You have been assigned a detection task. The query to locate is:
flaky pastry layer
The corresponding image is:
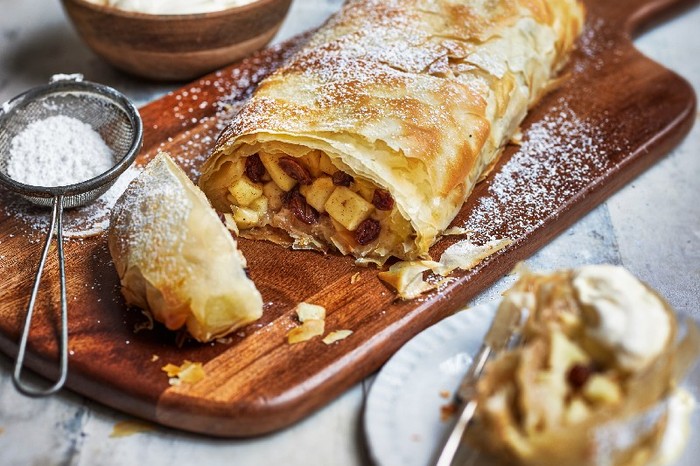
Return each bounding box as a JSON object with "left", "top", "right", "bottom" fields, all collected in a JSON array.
[{"left": 200, "top": 0, "right": 585, "bottom": 262}]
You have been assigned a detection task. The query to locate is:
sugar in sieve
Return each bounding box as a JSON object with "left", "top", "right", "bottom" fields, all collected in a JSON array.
[{"left": 0, "top": 74, "right": 143, "bottom": 396}]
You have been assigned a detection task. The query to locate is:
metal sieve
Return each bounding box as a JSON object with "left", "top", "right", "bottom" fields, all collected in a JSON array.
[{"left": 0, "top": 74, "right": 143, "bottom": 397}]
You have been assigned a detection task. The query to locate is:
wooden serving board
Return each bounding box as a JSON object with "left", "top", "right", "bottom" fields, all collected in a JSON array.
[{"left": 0, "top": 0, "right": 696, "bottom": 437}]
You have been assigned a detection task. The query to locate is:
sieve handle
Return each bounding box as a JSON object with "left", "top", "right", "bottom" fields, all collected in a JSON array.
[{"left": 12, "top": 195, "right": 68, "bottom": 397}]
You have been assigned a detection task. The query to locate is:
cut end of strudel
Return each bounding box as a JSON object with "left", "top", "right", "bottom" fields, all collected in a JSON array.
[
  {"left": 199, "top": 0, "right": 586, "bottom": 265},
  {"left": 109, "top": 153, "right": 263, "bottom": 343}
]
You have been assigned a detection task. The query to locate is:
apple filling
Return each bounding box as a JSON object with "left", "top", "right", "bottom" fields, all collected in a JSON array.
[
  {"left": 225, "top": 150, "right": 414, "bottom": 261},
  {"left": 467, "top": 267, "right": 680, "bottom": 465}
]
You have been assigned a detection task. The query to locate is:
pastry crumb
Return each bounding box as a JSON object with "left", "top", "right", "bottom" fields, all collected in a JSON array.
[
  {"left": 295, "top": 302, "right": 326, "bottom": 322},
  {"left": 378, "top": 261, "right": 440, "bottom": 300},
  {"left": 287, "top": 319, "right": 325, "bottom": 344},
  {"left": 379, "top": 238, "right": 512, "bottom": 299},
  {"left": 110, "top": 420, "right": 154, "bottom": 438},
  {"left": 161, "top": 360, "right": 206, "bottom": 386},
  {"left": 441, "top": 402, "right": 457, "bottom": 421},
  {"left": 323, "top": 330, "right": 353, "bottom": 345},
  {"left": 443, "top": 227, "right": 471, "bottom": 236},
  {"left": 351, "top": 272, "right": 361, "bottom": 284},
  {"left": 150, "top": 354, "right": 159, "bottom": 362}
]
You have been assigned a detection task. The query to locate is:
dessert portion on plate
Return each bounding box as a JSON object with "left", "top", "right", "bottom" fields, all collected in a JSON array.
[
  {"left": 108, "top": 153, "right": 263, "bottom": 343},
  {"left": 199, "top": 0, "right": 585, "bottom": 265},
  {"left": 467, "top": 265, "right": 700, "bottom": 466}
]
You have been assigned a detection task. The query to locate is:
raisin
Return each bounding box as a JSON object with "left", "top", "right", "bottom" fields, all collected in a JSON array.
[
  {"left": 278, "top": 156, "right": 312, "bottom": 185},
  {"left": 567, "top": 364, "right": 592, "bottom": 389},
  {"left": 285, "top": 188, "right": 318, "bottom": 225},
  {"left": 245, "top": 154, "right": 265, "bottom": 183},
  {"left": 332, "top": 171, "right": 354, "bottom": 187},
  {"left": 355, "top": 218, "right": 381, "bottom": 245},
  {"left": 372, "top": 188, "right": 394, "bottom": 211}
]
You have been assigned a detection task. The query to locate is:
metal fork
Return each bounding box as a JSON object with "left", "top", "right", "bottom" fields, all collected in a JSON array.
[{"left": 432, "top": 301, "right": 525, "bottom": 466}]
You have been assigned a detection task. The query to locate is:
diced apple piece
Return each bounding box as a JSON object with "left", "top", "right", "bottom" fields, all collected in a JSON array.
[
  {"left": 260, "top": 153, "right": 297, "bottom": 191},
  {"left": 249, "top": 196, "right": 269, "bottom": 215},
  {"left": 228, "top": 178, "right": 263, "bottom": 207},
  {"left": 565, "top": 397, "right": 591, "bottom": 425},
  {"left": 549, "top": 330, "right": 588, "bottom": 375},
  {"left": 300, "top": 177, "right": 335, "bottom": 213},
  {"left": 305, "top": 151, "right": 323, "bottom": 178},
  {"left": 353, "top": 179, "right": 376, "bottom": 202},
  {"left": 387, "top": 211, "right": 412, "bottom": 240},
  {"left": 233, "top": 206, "right": 261, "bottom": 229},
  {"left": 558, "top": 311, "right": 582, "bottom": 334},
  {"left": 582, "top": 374, "right": 622, "bottom": 405},
  {"left": 325, "top": 187, "right": 374, "bottom": 231},
  {"left": 263, "top": 181, "right": 285, "bottom": 211},
  {"left": 329, "top": 219, "right": 356, "bottom": 254},
  {"left": 319, "top": 153, "right": 338, "bottom": 175}
]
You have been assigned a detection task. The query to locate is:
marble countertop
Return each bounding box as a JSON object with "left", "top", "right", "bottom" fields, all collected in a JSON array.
[{"left": 0, "top": 1, "right": 698, "bottom": 465}]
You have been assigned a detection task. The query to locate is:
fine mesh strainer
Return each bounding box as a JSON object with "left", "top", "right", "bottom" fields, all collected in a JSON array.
[{"left": 0, "top": 74, "right": 143, "bottom": 396}]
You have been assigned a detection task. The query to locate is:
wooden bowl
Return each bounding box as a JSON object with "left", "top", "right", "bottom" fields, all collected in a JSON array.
[{"left": 60, "top": 0, "right": 292, "bottom": 81}]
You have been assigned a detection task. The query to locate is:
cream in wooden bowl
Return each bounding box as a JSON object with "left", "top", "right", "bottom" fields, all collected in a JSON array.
[{"left": 61, "top": 0, "right": 292, "bottom": 81}]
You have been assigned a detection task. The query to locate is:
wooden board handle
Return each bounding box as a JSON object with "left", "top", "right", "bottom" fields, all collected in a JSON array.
[{"left": 594, "top": 0, "right": 700, "bottom": 34}]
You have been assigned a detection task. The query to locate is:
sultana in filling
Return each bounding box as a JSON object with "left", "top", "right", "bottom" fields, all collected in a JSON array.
[{"left": 225, "top": 150, "right": 415, "bottom": 262}]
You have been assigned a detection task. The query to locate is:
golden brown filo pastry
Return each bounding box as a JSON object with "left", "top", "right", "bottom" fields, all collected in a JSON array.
[
  {"left": 467, "top": 265, "right": 700, "bottom": 466},
  {"left": 199, "top": 0, "right": 585, "bottom": 264},
  {"left": 108, "top": 153, "right": 263, "bottom": 343}
]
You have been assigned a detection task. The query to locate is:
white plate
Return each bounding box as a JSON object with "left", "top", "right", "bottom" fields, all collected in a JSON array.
[
  {"left": 364, "top": 302, "right": 497, "bottom": 466},
  {"left": 364, "top": 302, "right": 700, "bottom": 466}
]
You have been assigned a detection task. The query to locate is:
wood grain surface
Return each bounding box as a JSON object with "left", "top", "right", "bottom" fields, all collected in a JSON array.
[{"left": 0, "top": 0, "right": 696, "bottom": 437}]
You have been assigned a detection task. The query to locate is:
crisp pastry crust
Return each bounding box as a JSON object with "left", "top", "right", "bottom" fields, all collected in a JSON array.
[
  {"left": 467, "top": 266, "right": 700, "bottom": 466},
  {"left": 108, "top": 153, "right": 263, "bottom": 343},
  {"left": 199, "top": 0, "right": 585, "bottom": 263}
]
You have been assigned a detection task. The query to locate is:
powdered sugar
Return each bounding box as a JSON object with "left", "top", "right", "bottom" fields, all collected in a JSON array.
[
  {"left": 462, "top": 98, "right": 624, "bottom": 241},
  {"left": 6, "top": 115, "right": 115, "bottom": 187},
  {"left": 4, "top": 165, "right": 141, "bottom": 238}
]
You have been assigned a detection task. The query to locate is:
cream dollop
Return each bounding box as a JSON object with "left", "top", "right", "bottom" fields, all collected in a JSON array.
[
  {"left": 573, "top": 265, "right": 671, "bottom": 372},
  {"left": 87, "top": 0, "right": 256, "bottom": 15}
]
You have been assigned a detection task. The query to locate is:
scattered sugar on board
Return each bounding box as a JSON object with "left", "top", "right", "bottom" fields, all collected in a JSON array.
[
  {"left": 461, "top": 98, "right": 625, "bottom": 242},
  {"left": 6, "top": 115, "right": 114, "bottom": 187},
  {"left": 4, "top": 165, "right": 141, "bottom": 238}
]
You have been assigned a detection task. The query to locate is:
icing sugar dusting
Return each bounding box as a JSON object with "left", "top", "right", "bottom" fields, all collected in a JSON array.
[
  {"left": 3, "top": 165, "right": 142, "bottom": 238},
  {"left": 109, "top": 155, "right": 189, "bottom": 272},
  {"left": 463, "top": 98, "right": 622, "bottom": 241}
]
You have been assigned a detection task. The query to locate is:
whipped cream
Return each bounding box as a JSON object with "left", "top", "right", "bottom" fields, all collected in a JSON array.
[
  {"left": 86, "top": 0, "right": 256, "bottom": 15},
  {"left": 573, "top": 265, "right": 671, "bottom": 372}
]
